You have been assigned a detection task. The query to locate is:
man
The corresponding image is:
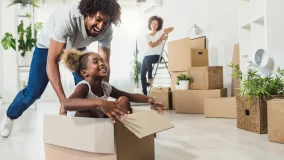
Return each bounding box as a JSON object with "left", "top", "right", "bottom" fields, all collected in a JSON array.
[{"left": 0, "top": 0, "right": 121, "bottom": 138}]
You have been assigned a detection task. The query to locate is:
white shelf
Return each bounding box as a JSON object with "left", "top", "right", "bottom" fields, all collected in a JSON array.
[
  {"left": 250, "top": 0, "right": 265, "bottom": 21},
  {"left": 239, "top": 1, "right": 250, "bottom": 27},
  {"left": 252, "top": 15, "right": 264, "bottom": 23},
  {"left": 241, "top": 22, "right": 251, "bottom": 29}
]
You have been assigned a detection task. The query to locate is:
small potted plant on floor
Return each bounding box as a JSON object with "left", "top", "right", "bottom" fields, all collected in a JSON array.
[{"left": 177, "top": 74, "right": 193, "bottom": 90}]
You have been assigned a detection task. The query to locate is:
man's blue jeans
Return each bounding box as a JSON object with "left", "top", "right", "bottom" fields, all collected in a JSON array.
[{"left": 7, "top": 46, "right": 83, "bottom": 119}]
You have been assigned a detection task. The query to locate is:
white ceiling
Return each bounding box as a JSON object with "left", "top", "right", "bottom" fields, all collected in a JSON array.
[{"left": 117, "top": 0, "right": 137, "bottom": 8}]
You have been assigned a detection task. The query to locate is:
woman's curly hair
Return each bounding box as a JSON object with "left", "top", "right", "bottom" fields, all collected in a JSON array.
[
  {"left": 61, "top": 49, "right": 91, "bottom": 73},
  {"left": 148, "top": 16, "right": 163, "bottom": 31},
  {"left": 78, "top": 0, "right": 121, "bottom": 26}
]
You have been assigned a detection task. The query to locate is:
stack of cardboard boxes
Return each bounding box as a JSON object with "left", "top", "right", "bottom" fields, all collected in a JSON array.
[{"left": 167, "top": 37, "right": 227, "bottom": 114}]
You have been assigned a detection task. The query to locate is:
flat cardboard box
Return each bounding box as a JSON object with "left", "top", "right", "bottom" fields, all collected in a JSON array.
[
  {"left": 149, "top": 87, "right": 172, "bottom": 110},
  {"left": 231, "top": 44, "right": 241, "bottom": 96},
  {"left": 170, "top": 71, "right": 187, "bottom": 91},
  {"left": 172, "top": 88, "right": 227, "bottom": 114},
  {"left": 168, "top": 38, "right": 208, "bottom": 72},
  {"left": 188, "top": 66, "right": 223, "bottom": 90},
  {"left": 204, "top": 97, "right": 236, "bottom": 118},
  {"left": 191, "top": 36, "right": 206, "bottom": 49},
  {"left": 43, "top": 111, "right": 174, "bottom": 160},
  {"left": 268, "top": 99, "right": 284, "bottom": 144}
]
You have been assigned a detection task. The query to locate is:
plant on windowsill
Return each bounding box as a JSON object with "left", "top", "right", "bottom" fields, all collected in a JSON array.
[
  {"left": 177, "top": 74, "right": 193, "bottom": 90},
  {"left": 131, "top": 39, "right": 142, "bottom": 88}
]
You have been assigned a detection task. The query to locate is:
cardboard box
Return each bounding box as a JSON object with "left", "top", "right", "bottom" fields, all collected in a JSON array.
[
  {"left": 43, "top": 111, "right": 174, "bottom": 160},
  {"left": 188, "top": 66, "right": 223, "bottom": 90},
  {"left": 268, "top": 99, "right": 284, "bottom": 144},
  {"left": 191, "top": 36, "right": 206, "bottom": 49},
  {"left": 149, "top": 87, "right": 172, "bottom": 110},
  {"left": 168, "top": 38, "right": 208, "bottom": 72},
  {"left": 204, "top": 97, "right": 236, "bottom": 118},
  {"left": 170, "top": 71, "right": 187, "bottom": 91},
  {"left": 231, "top": 44, "right": 241, "bottom": 96},
  {"left": 172, "top": 88, "right": 227, "bottom": 114}
]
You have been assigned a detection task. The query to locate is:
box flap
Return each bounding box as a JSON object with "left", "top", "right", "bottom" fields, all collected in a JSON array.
[
  {"left": 43, "top": 114, "right": 115, "bottom": 154},
  {"left": 118, "top": 111, "right": 174, "bottom": 139}
]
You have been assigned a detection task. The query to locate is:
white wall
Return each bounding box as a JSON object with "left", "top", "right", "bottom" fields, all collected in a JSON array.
[
  {"left": 0, "top": 1, "right": 19, "bottom": 103},
  {"left": 0, "top": 0, "right": 3, "bottom": 99},
  {"left": 137, "top": 0, "right": 239, "bottom": 96}
]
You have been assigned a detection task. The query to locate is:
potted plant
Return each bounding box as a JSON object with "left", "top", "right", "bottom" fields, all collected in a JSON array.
[
  {"left": 1, "top": 20, "right": 43, "bottom": 65},
  {"left": 7, "top": 0, "right": 39, "bottom": 8},
  {"left": 177, "top": 74, "right": 193, "bottom": 90},
  {"left": 131, "top": 39, "right": 142, "bottom": 90},
  {"left": 229, "top": 62, "right": 284, "bottom": 134},
  {"left": 175, "top": 80, "right": 179, "bottom": 90}
]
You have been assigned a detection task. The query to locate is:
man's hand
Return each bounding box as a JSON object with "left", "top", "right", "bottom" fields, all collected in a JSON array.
[{"left": 59, "top": 103, "right": 67, "bottom": 115}]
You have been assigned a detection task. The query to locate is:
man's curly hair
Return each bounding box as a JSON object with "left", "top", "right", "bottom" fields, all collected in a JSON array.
[
  {"left": 78, "top": 0, "right": 121, "bottom": 26},
  {"left": 148, "top": 16, "right": 163, "bottom": 31}
]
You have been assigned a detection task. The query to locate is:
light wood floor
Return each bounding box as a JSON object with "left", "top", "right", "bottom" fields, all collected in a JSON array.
[{"left": 0, "top": 102, "right": 284, "bottom": 160}]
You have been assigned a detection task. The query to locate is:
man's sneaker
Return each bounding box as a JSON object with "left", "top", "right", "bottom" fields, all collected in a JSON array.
[{"left": 0, "top": 114, "right": 13, "bottom": 138}]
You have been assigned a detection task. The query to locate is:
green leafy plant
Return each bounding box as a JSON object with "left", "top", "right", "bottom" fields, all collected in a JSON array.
[
  {"left": 229, "top": 62, "right": 284, "bottom": 103},
  {"left": 177, "top": 74, "right": 193, "bottom": 82},
  {"left": 176, "top": 80, "right": 179, "bottom": 85},
  {"left": 131, "top": 40, "right": 142, "bottom": 88},
  {"left": 7, "top": 0, "right": 39, "bottom": 8},
  {"left": 1, "top": 20, "right": 43, "bottom": 57}
]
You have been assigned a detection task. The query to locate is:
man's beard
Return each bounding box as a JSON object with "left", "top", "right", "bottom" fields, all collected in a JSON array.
[{"left": 86, "top": 26, "right": 99, "bottom": 37}]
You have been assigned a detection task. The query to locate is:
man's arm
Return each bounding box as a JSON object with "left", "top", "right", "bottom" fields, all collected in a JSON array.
[
  {"left": 98, "top": 46, "right": 111, "bottom": 82},
  {"left": 46, "top": 38, "right": 66, "bottom": 104}
]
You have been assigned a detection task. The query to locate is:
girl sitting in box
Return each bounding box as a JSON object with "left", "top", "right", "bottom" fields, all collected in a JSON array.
[{"left": 61, "top": 49, "right": 165, "bottom": 123}]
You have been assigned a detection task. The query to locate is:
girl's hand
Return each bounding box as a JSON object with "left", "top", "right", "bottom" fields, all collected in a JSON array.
[
  {"left": 99, "top": 100, "right": 129, "bottom": 123},
  {"left": 148, "top": 97, "right": 165, "bottom": 114}
]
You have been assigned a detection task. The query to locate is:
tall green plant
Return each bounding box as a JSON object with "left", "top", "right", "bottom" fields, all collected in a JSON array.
[
  {"left": 131, "top": 39, "right": 142, "bottom": 88},
  {"left": 1, "top": 21, "right": 43, "bottom": 57},
  {"left": 229, "top": 63, "right": 284, "bottom": 97}
]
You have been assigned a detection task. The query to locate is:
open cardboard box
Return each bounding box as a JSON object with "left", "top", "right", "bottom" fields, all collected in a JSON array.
[{"left": 43, "top": 110, "right": 174, "bottom": 160}]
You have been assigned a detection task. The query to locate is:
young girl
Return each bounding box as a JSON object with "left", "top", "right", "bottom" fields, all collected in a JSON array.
[{"left": 61, "top": 49, "right": 165, "bottom": 123}]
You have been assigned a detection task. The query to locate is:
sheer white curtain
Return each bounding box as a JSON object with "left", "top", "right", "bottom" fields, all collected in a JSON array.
[{"left": 35, "top": 2, "right": 142, "bottom": 101}]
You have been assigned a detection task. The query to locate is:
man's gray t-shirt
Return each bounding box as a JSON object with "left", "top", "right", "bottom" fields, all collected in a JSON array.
[{"left": 36, "top": 4, "right": 113, "bottom": 49}]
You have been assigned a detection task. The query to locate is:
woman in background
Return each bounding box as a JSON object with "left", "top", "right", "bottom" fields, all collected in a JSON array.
[{"left": 140, "top": 16, "right": 174, "bottom": 95}]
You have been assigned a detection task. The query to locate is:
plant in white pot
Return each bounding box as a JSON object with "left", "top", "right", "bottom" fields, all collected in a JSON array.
[
  {"left": 175, "top": 80, "right": 180, "bottom": 90},
  {"left": 177, "top": 74, "right": 193, "bottom": 90}
]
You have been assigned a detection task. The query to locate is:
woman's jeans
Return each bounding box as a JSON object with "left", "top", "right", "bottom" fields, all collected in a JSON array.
[
  {"left": 140, "top": 55, "right": 161, "bottom": 95},
  {"left": 7, "top": 46, "right": 83, "bottom": 119}
]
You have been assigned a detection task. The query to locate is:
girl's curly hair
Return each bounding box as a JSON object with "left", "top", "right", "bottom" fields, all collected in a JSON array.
[
  {"left": 148, "top": 16, "right": 163, "bottom": 31},
  {"left": 61, "top": 49, "right": 91, "bottom": 73},
  {"left": 78, "top": 0, "right": 121, "bottom": 26}
]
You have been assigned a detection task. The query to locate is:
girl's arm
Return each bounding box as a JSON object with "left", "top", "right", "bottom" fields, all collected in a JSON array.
[
  {"left": 63, "top": 84, "right": 129, "bottom": 121},
  {"left": 62, "top": 84, "right": 103, "bottom": 111},
  {"left": 110, "top": 86, "right": 165, "bottom": 113},
  {"left": 110, "top": 86, "right": 152, "bottom": 103}
]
